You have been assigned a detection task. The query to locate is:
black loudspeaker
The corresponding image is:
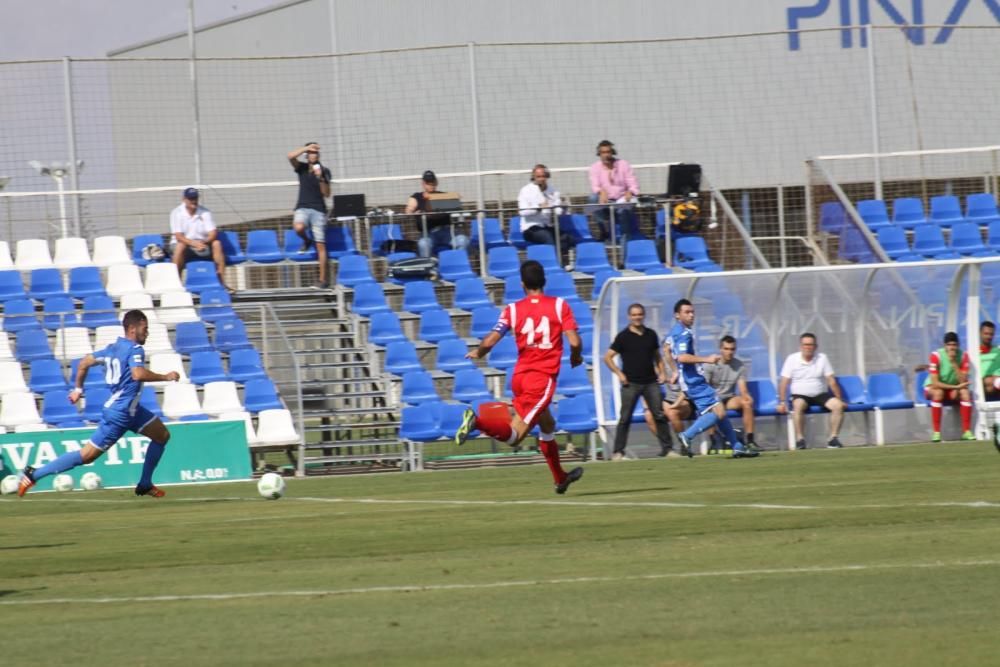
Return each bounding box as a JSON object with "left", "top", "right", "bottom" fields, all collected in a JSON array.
[{"left": 666, "top": 163, "right": 702, "bottom": 197}]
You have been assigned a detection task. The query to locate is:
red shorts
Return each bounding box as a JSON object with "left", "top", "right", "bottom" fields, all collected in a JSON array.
[
  {"left": 511, "top": 369, "right": 558, "bottom": 427},
  {"left": 924, "top": 387, "right": 961, "bottom": 402}
]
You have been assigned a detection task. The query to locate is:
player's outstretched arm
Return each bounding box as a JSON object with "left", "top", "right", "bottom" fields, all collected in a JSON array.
[
  {"left": 68, "top": 354, "right": 99, "bottom": 404},
  {"left": 132, "top": 368, "right": 180, "bottom": 383},
  {"left": 467, "top": 331, "right": 502, "bottom": 360}
]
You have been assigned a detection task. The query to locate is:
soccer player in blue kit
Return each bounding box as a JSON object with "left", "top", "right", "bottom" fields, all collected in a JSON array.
[
  {"left": 668, "top": 299, "right": 758, "bottom": 458},
  {"left": 18, "top": 310, "right": 181, "bottom": 497}
]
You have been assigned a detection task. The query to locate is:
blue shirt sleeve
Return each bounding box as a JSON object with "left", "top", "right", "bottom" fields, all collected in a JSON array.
[{"left": 129, "top": 344, "right": 146, "bottom": 369}]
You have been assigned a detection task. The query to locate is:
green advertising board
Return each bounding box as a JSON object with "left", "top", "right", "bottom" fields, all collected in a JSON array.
[{"left": 0, "top": 419, "right": 252, "bottom": 492}]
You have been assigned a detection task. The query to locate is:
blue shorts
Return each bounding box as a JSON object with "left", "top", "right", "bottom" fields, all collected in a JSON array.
[
  {"left": 89, "top": 406, "right": 159, "bottom": 451},
  {"left": 293, "top": 208, "right": 328, "bottom": 242},
  {"left": 685, "top": 383, "right": 720, "bottom": 416}
]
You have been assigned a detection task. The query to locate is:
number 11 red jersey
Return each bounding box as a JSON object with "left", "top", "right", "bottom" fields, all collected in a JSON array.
[{"left": 494, "top": 294, "right": 578, "bottom": 376}]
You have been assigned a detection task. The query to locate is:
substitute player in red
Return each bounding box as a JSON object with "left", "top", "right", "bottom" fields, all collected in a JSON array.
[
  {"left": 924, "top": 331, "right": 975, "bottom": 442},
  {"left": 455, "top": 260, "right": 585, "bottom": 494}
]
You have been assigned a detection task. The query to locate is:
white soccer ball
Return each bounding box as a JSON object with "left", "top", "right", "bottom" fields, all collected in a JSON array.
[
  {"left": 257, "top": 472, "right": 286, "bottom": 500},
  {"left": 0, "top": 475, "right": 19, "bottom": 495},
  {"left": 80, "top": 471, "right": 103, "bottom": 491},
  {"left": 53, "top": 474, "right": 74, "bottom": 493}
]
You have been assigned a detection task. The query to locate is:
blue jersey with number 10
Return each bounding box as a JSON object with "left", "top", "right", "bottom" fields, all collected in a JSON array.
[
  {"left": 93, "top": 337, "right": 146, "bottom": 417},
  {"left": 667, "top": 322, "right": 709, "bottom": 392}
]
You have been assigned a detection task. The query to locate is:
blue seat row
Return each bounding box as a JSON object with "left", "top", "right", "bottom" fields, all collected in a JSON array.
[
  {"left": 876, "top": 222, "right": 998, "bottom": 260},
  {"left": 134, "top": 228, "right": 361, "bottom": 267},
  {"left": 856, "top": 193, "right": 1000, "bottom": 231}
]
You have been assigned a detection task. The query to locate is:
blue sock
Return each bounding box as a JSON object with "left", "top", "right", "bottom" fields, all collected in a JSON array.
[
  {"left": 138, "top": 441, "right": 166, "bottom": 488},
  {"left": 717, "top": 418, "right": 743, "bottom": 449},
  {"left": 33, "top": 451, "right": 84, "bottom": 480},
  {"left": 683, "top": 411, "right": 720, "bottom": 440}
]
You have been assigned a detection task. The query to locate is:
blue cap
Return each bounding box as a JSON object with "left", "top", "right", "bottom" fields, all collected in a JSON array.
[{"left": 183, "top": 187, "right": 199, "bottom": 199}]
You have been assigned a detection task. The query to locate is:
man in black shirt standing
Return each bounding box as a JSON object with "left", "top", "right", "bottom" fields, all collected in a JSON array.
[
  {"left": 603, "top": 303, "right": 673, "bottom": 459},
  {"left": 287, "top": 142, "right": 332, "bottom": 289}
]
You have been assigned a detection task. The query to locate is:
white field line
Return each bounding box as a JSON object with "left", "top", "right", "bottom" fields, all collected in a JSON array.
[{"left": 2, "top": 559, "right": 997, "bottom": 606}]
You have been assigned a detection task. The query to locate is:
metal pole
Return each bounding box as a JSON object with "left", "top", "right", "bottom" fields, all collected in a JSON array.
[
  {"left": 467, "top": 43, "right": 485, "bottom": 231},
  {"left": 328, "top": 0, "right": 346, "bottom": 180},
  {"left": 866, "top": 24, "right": 883, "bottom": 200},
  {"left": 777, "top": 184, "right": 787, "bottom": 267},
  {"left": 62, "top": 57, "right": 82, "bottom": 237},
  {"left": 55, "top": 175, "right": 68, "bottom": 239},
  {"left": 187, "top": 0, "right": 203, "bottom": 184}
]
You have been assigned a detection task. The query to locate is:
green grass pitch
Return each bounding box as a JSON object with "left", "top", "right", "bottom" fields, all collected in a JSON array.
[{"left": 3, "top": 442, "right": 1000, "bottom": 666}]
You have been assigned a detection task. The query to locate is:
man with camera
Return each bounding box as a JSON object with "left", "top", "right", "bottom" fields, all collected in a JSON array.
[
  {"left": 287, "top": 142, "right": 332, "bottom": 289},
  {"left": 169, "top": 187, "right": 231, "bottom": 292}
]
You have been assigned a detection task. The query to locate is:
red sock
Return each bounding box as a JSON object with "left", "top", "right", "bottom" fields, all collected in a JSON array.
[
  {"left": 539, "top": 439, "right": 566, "bottom": 485},
  {"left": 475, "top": 416, "right": 513, "bottom": 442},
  {"left": 960, "top": 402, "right": 972, "bottom": 431},
  {"left": 930, "top": 403, "right": 942, "bottom": 431}
]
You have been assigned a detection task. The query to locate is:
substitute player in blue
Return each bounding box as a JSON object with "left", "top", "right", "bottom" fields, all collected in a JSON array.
[
  {"left": 667, "top": 299, "right": 757, "bottom": 458},
  {"left": 17, "top": 310, "right": 181, "bottom": 497}
]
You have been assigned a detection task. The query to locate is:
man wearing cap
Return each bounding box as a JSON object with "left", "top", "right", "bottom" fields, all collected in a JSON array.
[
  {"left": 405, "top": 170, "right": 469, "bottom": 258},
  {"left": 287, "top": 142, "right": 332, "bottom": 289},
  {"left": 169, "top": 188, "right": 230, "bottom": 292}
]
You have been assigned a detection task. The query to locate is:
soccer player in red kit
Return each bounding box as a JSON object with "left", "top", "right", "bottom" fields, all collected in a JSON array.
[{"left": 455, "top": 260, "right": 585, "bottom": 494}]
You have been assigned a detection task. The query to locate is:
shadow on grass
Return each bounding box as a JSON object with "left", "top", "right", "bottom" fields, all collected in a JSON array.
[
  {"left": 573, "top": 486, "right": 674, "bottom": 497},
  {"left": 0, "top": 542, "right": 74, "bottom": 551}
]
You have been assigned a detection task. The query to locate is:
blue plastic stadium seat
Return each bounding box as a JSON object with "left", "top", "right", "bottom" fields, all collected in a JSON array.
[
  {"left": 384, "top": 340, "right": 423, "bottom": 376},
  {"left": 819, "top": 201, "right": 847, "bottom": 234},
  {"left": 214, "top": 318, "right": 252, "bottom": 352},
  {"left": 508, "top": 217, "right": 527, "bottom": 249},
  {"left": 246, "top": 230, "right": 285, "bottom": 264},
  {"left": 891, "top": 197, "right": 927, "bottom": 229},
  {"left": 132, "top": 234, "right": 167, "bottom": 267},
  {"left": 856, "top": 199, "right": 891, "bottom": 230},
  {"left": 526, "top": 244, "right": 560, "bottom": 272},
  {"left": 368, "top": 311, "right": 407, "bottom": 347},
  {"left": 198, "top": 289, "right": 237, "bottom": 323},
  {"left": 876, "top": 226, "right": 910, "bottom": 259},
  {"left": 438, "top": 249, "right": 477, "bottom": 282},
  {"left": 72, "top": 357, "right": 109, "bottom": 390},
  {"left": 470, "top": 306, "right": 501, "bottom": 339},
  {"left": 418, "top": 308, "right": 458, "bottom": 344},
  {"left": 83, "top": 388, "right": 113, "bottom": 423},
  {"left": 184, "top": 261, "right": 222, "bottom": 293},
  {"left": 189, "top": 350, "right": 230, "bottom": 385},
  {"left": 336, "top": 254, "right": 375, "bottom": 288},
  {"left": 487, "top": 246, "right": 521, "bottom": 280},
  {"left": 283, "top": 229, "right": 317, "bottom": 261},
  {"left": 3, "top": 298, "right": 40, "bottom": 332},
  {"left": 81, "top": 295, "right": 119, "bottom": 329},
  {"left": 350, "top": 281, "right": 390, "bottom": 316},
  {"left": 453, "top": 277, "right": 493, "bottom": 311},
  {"left": 452, "top": 368, "right": 493, "bottom": 403},
  {"left": 987, "top": 221, "right": 1000, "bottom": 253},
  {"left": 402, "top": 280, "right": 439, "bottom": 314},
  {"left": 929, "top": 195, "right": 964, "bottom": 228},
  {"left": 674, "top": 236, "right": 714, "bottom": 269},
  {"left": 324, "top": 225, "right": 359, "bottom": 259},
  {"left": 867, "top": 373, "right": 914, "bottom": 410},
  {"left": 545, "top": 270, "right": 578, "bottom": 299},
  {"left": 0, "top": 270, "right": 26, "bottom": 302},
  {"left": 950, "top": 222, "right": 992, "bottom": 256},
  {"left": 556, "top": 362, "right": 590, "bottom": 396},
  {"left": 371, "top": 224, "right": 405, "bottom": 258},
  {"left": 503, "top": 274, "right": 525, "bottom": 302},
  {"left": 436, "top": 338, "right": 474, "bottom": 373},
  {"left": 244, "top": 378, "right": 283, "bottom": 413},
  {"left": 43, "top": 390, "right": 84, "bottom": 428},
  {"left": 437, "top": 402, "right": 479, "bottom": 440},
  {"left": 836, "top": 375, "right": 874, "bottom": 412},
  {"left": 746, "top": 379, "right": 780, "bottom": 416},
  {"left": 68, "top": 266, "right": 107, "bottom": 299},
  {"left": 42, "top": 296, "right": 82, "bottom": 330},
  {"left": 913, "top": 371, "right": 930, "bottom": 405},
  {"left": 175, "top": 321, "right": 214, "bottom": 354},
  {"left": 470, "top": 217, "right": 508, "bottom": 250},
  {"left": 574, "top": 242, "right": 612, "bottom": 275},
  {"left": 228, "top": 348, "right": 267, "bottom": 383},
  {"left": 401, "top": 369, "right": 441, "bottom": 405},
  {"left": 558, "top": 393, "right": 598, "bottom": 433},
  {"left": 560, "top": 214, "right": 595, "bottom": 243},
  {"left": 568, "top": 299, "right": 593, "bottom": 334},
  {"left": 624, "top": 240, "right": 662, "bottom": 272},
  {"left": 399, "top": 405, "right": 442, "bottom": 442},
  {"left": 562, "top": 330, "right": 594, "bottom": 365},
  {"left": 912, "top": 224, "right": 950, "bottom": 257},
  {"left": 487, "top": 335, "right": 517, "bottom": 371},
  {"left": 219, "top": 231, "right": 247, "bottom": 265},
  {"left": 29, "top": 359, "right": 68, "bottom": 393},
  {"left": 966, "top": 193, "right": 1000, "bottom": 226},
  {"left": 140, "top": 386, "right": 163, "bottom": 418},
  {"left": 28, "top": 268, "right": 67, "bottom": 301},
  {"left": 591, "top": 269, "right": 621, "bottom": 300}
]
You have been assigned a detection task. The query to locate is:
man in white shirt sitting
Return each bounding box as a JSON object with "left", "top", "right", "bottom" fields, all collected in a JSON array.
[
  {"left": 776, "top": 332, "right": 845, "bottom": 449},
  {"left": 170, "top": 188, "right": 231, "bottom": 292},
  {"left": 517, "top": 164, "right": 572, "bottom": 266}
]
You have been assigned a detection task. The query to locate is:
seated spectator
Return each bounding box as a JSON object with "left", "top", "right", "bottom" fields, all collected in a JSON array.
[
  {"left": 517, "top": 164, "right": 572, "bottom": 266},
  {"left": 587, "top": 140, "right": 641, "bottom": 242},
  {"left": 924, "top": 331, "right": 975, "bottom": 442},
  {"left": 406, "top": 170, "right": 469, "bottom": 258},
  {"left": 169, "top": 188, "right": 231, "bottom": 292},
  {"left": 704, "top": 335, "right": 761, "bottom": 452},
  {"left": 777, "top": 332, "right": 844, "bottom": 449}
]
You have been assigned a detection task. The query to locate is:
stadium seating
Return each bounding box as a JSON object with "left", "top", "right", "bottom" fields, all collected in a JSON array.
[
  {"left": 119, "top": 293, "right": 158, "bottom": 324},
  {"left": 29, "top": 359, "right": 68, "bottom": 393},
  {"left": 401, "top": 370, "right": 440, "bottom": 405},
  {"left": 966, "top": 193, "right": 1000, "bottom": 225},
  {"left": 189, "top": 350, "right": 229, "bottom": 385},
  {"left": 912, "top": 224, "right": 952, "bottom": 258},
  {"left": 437, "top": 403, "right": 478, "bottom": 440},
  {"left": 283, "top": 229, "right": 317, "bottom": 261},
  {"left": 438, "top": 249, "right": 477, "bottom": 282},
  {"left": 220, "top": 231, "right": 247, "bottom": 265},
  {"left": 836, "top": 375, "right": 874, "bottom": 412},
  {"left": 246, "top": 230, "right": 285, "bottom": 263},
  {"left": 162, "top": 383, "right": 205, "bottom": 420},
  {"left": 368, "top": 311, "right": 407, "bottom": 346},
  {"left": 132, "top": 234, "right": 167, "bottom": 267},
  {"left": 545, "top": 270, "right": 578, "bottom": 299},
  {"left": 402, "top": 280, "right": 439, "bottom": 314},
  {"left": 624, "top": 240, "right": 662, "bottom": 272},
  {"left": 201, "top": 381, "right": 244, "bottom": 416},
  {"left": 94, "top": 325, "right": 122, "bottom": 351},
  {"left": 486, "top": 335, "right": 517, "bottom": 370},
  {"left": 15, "top": 239, "right": 55, "bottom": 271},
  {"left": 69, "top": 267, "right": 107, "bottom": 299},
  {"left": 350, "top": 281, "right": 390, "bottom": 316},
  {"left": 867, "top": 373, "right": 914, "bottom": 410},
  {"left": 503, "top": 274, "right": 525, "bottom": 302},
  {"left": 15, "top": 329, "right": 52, "bottom": 362},
  {"left": 891, "top": 197, "right": 927, "bottom": 229},
  {"left": 42, "top": 390, "right": 84, "bottom": 427},
  {"left": 418, "top": 308, "right": 458, "bottom": 344},
  {"left": 556, "top": 362, "right": 590, "bottom": 396},
  {"left": 324, "top": 225, "right": 359, "bottom": 259},
  {"left": 384, "top": 340, "right": 423, "bottom": 376},
  {"left": 144, "top": 262, "right": 186, "bottom": 294},
  {"left": 0, "top": 392, "right": 43, "bottom": 428},
  {"left": 214, "top": 318, "right": 252, "bottom": 352},
  {"left": 674, "top": 236, "right": 714, "bottom": 269},
  {"left": 175, "top": 321, "right": 214, "bottom": 355},
  {"left": 470, "top": 306, "right": 500, "bottom": 339},
  {"left": 220, "top": 410, "right": 259, "bottom": 446},
  {"left": 42, "top": 296, "right": 82, "bottom": 330},
  {"left": 197, "top": 289, "right": 236, "bottom": 324},
  {"left": 83, "top": 388, "right": 112, "bottom": 423},
  {"left": 507, "top": 217, "right": 527, "bottom": 249},
  {"left": 149, "top": 353, "right": 190, "bottom": 384},
  {"left": 746, "top": 379, "right": 780, "bottom": 416},
  {"left": 562, "top": 330, "right": 594, "bottom": 365},
  {"left": 92, "top": 236, "right": 132, "bottom": 268},
  {"left": 470, "top": 217, "right": 508, "bottom": 250},
  {"left": 53, "top": 237, "right": 94, "bottom": 270},
  {"left": 856, "top": 199, "right": 891, "bottom": 230},
  {"left": 574, "top": 242, "right": 612, "bottom": 275},
  {"left": 560, "top": 214, "right": 596, "bottom": 243},
  {"left": 184, "top": 261, "right": 222, "bottom": 293},
  {"left": 526, "top": 244, "right": 561, "bottom": 272},
  {"left": 54, "top": 327, "right": 93, "bottom": 360},
  {"left": 255, "top": 408, "right": 301, "bottom": 445},
  {"left": 487, "top": 246, "right": 521, "bottom": 279},
  {"left": 819, "top": 201, "right": 847, "bottom": 234},
  {"left": 557, "top": 393, "right": 598, "bottom": 433},
  {"left": 370, "top": 223, "right": 404, "bottom": 257},
  {"left": 436, "top": 338, "right": 474, "bottom": 373},
  {"left": 929, "top": 195, "right": 964, "bottom": 227},
  {"left": 4, "top": 299, "right": 40, "bottom": 332},
  {"left": 158, "top": 291, "right": 201, "bottom": 325},
  {"left": 228, "top": 348, "right": 267, "bottom": 383},
  {"left": 0, "top": 271, "right": 27, "bottom": 301},
  {"left": 29, "top": 268, "right": 67, "bottom": 301},
  {"left": 452, "top": 368, "right": 493, "bottom": 403},
  {"left": 591, "top": 269, "right": 621, "bottom": 300},
  {"left": 568, "top": 299, "right": 593, "bottom": 333},
  {"left": 106, "top": 264, "right": 145, "bottom": 298},
  {"left": 336, "top": 254, "right": 375, "bottom": 288},
  {"left": 143, "top": 323, "right": 175, "bottom": 355},
  {"left": 71, "top": 357, "right": 109, "bottom": 390},
  {"left": 875, "top": 226, "right": 910, "bottom": 260},
  {"left": 950, "top": 222, "right": 993, "bottom": 256},
  {"left": 453, "top": 277, "right": 493, "bottom": 311},
  {"left": 399, "top": 405, "right": 442, "bottom": 442},
  {"left": 0, "top": 361, "right": 29, "bottom": 393}
]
